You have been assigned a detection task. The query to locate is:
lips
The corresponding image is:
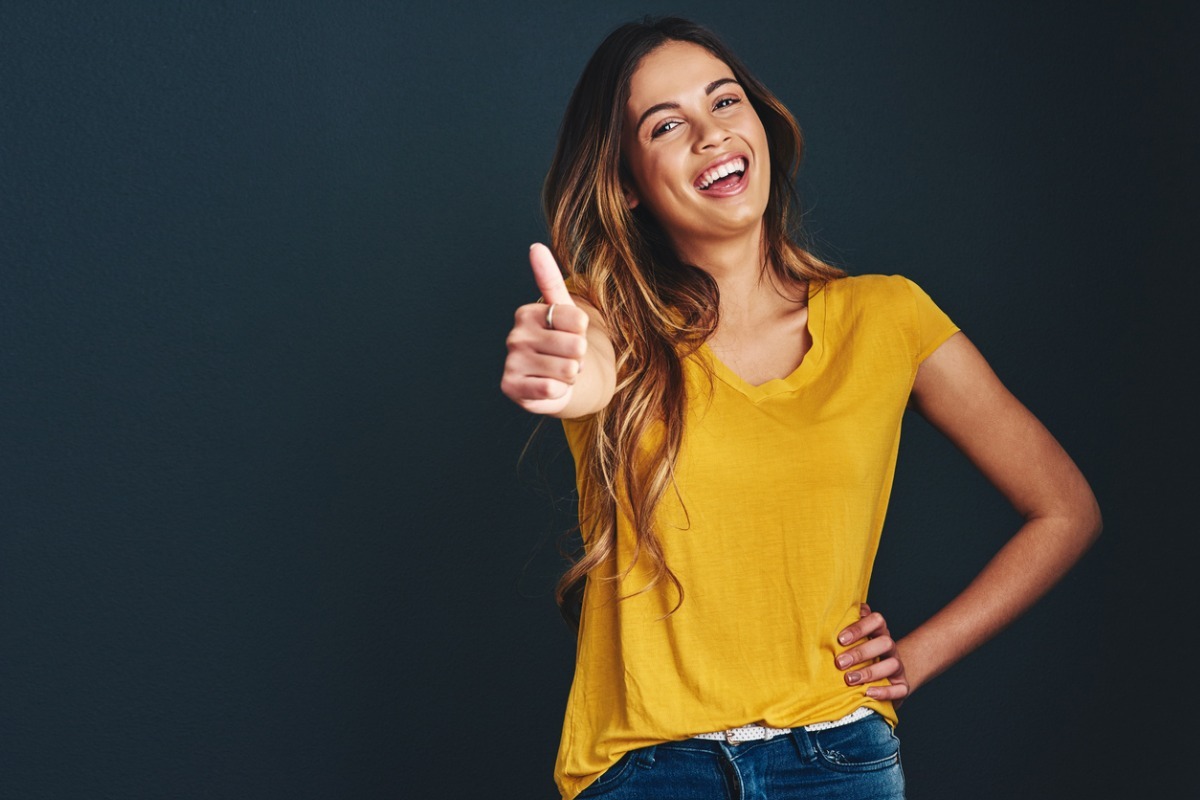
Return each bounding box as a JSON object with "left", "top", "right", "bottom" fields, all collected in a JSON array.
[{"left": 694, "top": 154, "right": 748, "bottom": 194}]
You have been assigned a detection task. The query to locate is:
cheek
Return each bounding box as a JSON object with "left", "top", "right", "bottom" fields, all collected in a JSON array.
[
  {"left": 749, "top": 122, "right": 771, "bottom": 170},
  {"left": 643, "top": 154, "right": 693, "bottom": 204},
  {"left": 626, "top": 157, "right": 661, "bottom": 208},
  {"left": 624, "top": 150, "right": 653, "bottom": 195}
]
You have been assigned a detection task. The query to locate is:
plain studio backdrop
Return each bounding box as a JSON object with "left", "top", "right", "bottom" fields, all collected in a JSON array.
[{"left": 2, "top": 2, "right": 1195, "bottom": 798}]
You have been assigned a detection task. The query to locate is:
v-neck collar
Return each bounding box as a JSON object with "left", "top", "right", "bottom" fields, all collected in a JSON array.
[{"left": 697, "top": 279, "right": 828, "bottom": 402}]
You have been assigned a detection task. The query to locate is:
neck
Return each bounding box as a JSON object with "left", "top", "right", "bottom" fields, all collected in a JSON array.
[
  {"left": 673, "top": 226, "right": 796, "bottom": 323},
  {"left": 674, "top": 225, "right": 764, "bottom": 290}
]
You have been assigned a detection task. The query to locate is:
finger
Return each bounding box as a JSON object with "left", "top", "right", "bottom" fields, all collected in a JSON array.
[
  {"left": 864, "top": 684, "right": 909, "bottom": 702},
  {"left": 845, "top": 656, "right": 901, "bottom": 686},
  {"left": 838, "top": 611, "right": 889, "bottom": 646},
  {"left": 838, "top": 605, "right": 876, "bottom": 645},
  {"left": 509, "top": 352, "right": 581, "bottom": 384},
  {"left": 834, "top": 635, "right": 896, "bottom": 670},
  {"left": 509, "top": 311, "right": 589, "bottom": 351},
  {"left": 530, "top": 328, "right": 588, "bottom": 359},
  {"left": 529, "top": 243, "right": 575, "bottom": 307},
  {"left": 516, "top": 303, "right": 589, "bottom": 336},
  {"left": 503, "top": 374, "right": 573, "bottom": 403}
]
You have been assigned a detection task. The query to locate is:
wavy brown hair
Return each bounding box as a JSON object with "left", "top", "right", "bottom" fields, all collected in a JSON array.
[{"left": 541, "top": 16, "right": 844, "bottom": 627}]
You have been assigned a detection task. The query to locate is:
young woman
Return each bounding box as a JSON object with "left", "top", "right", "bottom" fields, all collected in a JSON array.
[{"left": 501, "top": 16, "right": 1100, "bottom": 800}]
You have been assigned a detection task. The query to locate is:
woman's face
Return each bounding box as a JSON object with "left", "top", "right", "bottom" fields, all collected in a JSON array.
[{"left": 621, "top": 41, "right": 771, "bottom": 251}]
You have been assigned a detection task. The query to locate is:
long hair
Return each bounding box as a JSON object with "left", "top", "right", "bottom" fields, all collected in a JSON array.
[{"left": 542, "top": 16, "right": 844, "bottom": 627}]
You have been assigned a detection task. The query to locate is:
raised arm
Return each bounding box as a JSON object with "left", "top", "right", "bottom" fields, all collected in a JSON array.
[
  {"left": 500, "top": 243, "right": 617, "bottom": 419},
  {"left": 889, "top": 331, "right": 1102, "bottom": 694}
]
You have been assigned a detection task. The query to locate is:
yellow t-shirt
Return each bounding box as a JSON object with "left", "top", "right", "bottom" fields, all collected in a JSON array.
[{"left": 555, "top": 274, "right": 960, "bottom": 800}]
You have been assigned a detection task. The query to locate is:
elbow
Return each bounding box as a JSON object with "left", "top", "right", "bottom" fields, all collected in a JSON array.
[
  {"left": 1085, "top": 496, "right": 1104, "bottom": 543},
  {"left": 1067, "top": 491, "right": 1103, "bottom": 553},
  {"left": 1028, "top": 487, "right": 1103, "bottom": 554},
  {"left": 1068, "top": 471, "right": 1103, "bottom": 547}
]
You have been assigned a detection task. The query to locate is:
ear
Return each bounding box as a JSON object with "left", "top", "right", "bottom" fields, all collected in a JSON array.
[{"left": 622, "top": 185, "right": 640, "bottom": 210}]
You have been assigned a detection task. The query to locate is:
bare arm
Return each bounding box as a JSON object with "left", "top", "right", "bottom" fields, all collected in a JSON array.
[
  {"left": 834, "top": 331, "right": 1101, "bottom": 700},
  {"left": 500, "top": 243, "right": 616, "bottom": 419},
  {"left": 901, "top": 331, "right": 1101, "bottom": 691}
]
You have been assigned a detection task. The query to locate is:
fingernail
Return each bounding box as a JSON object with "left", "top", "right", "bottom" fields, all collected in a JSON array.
[
  {"left": 835, "top": 654, "right": 851, "bottom": 668},
  {"left": 865, "top": 688, "right": 879, "bottom": 698},
  {"left": 846, "top": 672, "right": 861, "bottom": 685},
  {"left": 838, "top": 632, "right": 852, "bottom": 645}
]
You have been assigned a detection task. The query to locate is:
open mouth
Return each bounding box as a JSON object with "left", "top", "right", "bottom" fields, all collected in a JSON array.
[{"left": 695, "top": 156, "right": 747, "bottom": 191}]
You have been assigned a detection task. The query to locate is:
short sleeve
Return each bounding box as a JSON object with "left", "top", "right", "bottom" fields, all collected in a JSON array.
[{"left": 904, "top": 277, "right": 960, "bottom": 363}]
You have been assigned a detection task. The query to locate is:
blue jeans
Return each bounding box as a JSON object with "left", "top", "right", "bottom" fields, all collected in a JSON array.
[{"left": 575, "top": 712, "right": 904, "bottom": 800}]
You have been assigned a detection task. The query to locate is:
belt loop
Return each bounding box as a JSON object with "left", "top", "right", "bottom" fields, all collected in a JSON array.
[
  {"left": 788, "top": 726, "right": 817, "bottom": 762},
  {"left": 636, "top": 744, "right": 657, "bottom": 767}
]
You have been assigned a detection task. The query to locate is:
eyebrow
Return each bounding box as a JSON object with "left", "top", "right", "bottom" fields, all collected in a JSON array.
[{"left": 635, "top": 78, "right": 741, "bottom": 135}]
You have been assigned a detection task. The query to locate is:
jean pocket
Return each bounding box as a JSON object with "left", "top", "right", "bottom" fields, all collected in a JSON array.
[{"left": 812, "top": 715, "right": 901, "bottom": 773}]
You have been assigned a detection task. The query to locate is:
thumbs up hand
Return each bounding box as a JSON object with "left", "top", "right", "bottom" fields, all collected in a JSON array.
[{"left": 501, "top": 243, "right": 591, "bottom": 417}]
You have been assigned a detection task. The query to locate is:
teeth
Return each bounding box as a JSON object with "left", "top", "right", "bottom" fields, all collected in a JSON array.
[{"left": 698, "top": 157, "right": 746, "bottom": 189}]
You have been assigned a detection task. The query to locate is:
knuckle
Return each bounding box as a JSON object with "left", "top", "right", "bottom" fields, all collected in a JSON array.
[
  {"left": 507, "top": 329, "right": 535, "bottom": 350},
  {"left": 561, "top": 307, "right": 588, "bottom": 333},
  {"left": 504, "top": 377, "right": 534, "bottom": 402},
  {"left": 517, "top": 305, "right": 543, "bottom": 325},
  {"left": 503, "top": 376, "right": 529, "bottom": 399}
]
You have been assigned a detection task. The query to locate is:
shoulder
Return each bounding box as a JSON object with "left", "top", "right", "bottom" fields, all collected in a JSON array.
[
  {"left": 823, "top": 274, "right": 959, "bottom": 362},
  {"left": 821, "top": 273, "right": 934, "bottom": 322},
  {"left": 824, "top": 273, "right": 925, "bottom": 303}
]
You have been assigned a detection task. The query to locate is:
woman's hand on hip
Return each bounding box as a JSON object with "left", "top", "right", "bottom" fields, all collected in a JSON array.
[{"left": 834, "top": 603, "right": 912, "bottom": 708}]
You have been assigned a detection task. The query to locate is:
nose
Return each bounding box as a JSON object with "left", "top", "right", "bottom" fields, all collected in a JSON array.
[{"left": 692, "top": 117, "right": 731, "bottom": 152}]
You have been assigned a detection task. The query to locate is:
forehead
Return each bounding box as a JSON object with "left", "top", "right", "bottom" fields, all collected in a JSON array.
[{"left": 626, "top": 41, "right": 733, "bottom": 112}]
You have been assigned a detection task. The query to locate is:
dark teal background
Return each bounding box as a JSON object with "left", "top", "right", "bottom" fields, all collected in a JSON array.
[{"left": 2, "top": 2, "right": 1194, "bottom": 797}]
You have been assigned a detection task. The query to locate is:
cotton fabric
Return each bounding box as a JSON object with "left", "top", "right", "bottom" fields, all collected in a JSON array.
[{"left": 556, "top": 275, "right": 959, "bottom": 800}]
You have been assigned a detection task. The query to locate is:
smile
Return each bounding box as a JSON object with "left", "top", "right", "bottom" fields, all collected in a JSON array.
[{"left": 694, "top": 155, "right": 748, "bottom": 194}]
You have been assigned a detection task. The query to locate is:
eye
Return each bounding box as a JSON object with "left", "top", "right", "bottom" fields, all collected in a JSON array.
[
  {"left": 714, "top": 96, "right": 741, "bottom": 111},
  {"left": 651, "top": 120, "right": 681, "bottom": 138}
]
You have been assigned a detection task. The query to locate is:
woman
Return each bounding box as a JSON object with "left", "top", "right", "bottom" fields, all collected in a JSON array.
[{"left": 501, "top": 16, "right": 1100, "bottom": 800}]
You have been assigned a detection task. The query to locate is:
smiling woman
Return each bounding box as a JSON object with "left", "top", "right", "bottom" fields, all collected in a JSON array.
[
  {"left": 621, "top": 44, "right": 772, "bottom": 247},
  {"left": 499, "top": 16, "right": 1101, "bottom": 800}
]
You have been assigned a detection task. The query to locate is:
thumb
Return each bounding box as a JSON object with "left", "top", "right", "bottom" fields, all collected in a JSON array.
[{"left": 529, "top": 243, "right": 575, "bottom": 307}]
